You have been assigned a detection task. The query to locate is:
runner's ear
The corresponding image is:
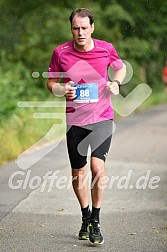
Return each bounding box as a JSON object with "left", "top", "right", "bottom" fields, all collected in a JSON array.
[{"left": 91, "top": 23, "right": 94, "bottom": 34}]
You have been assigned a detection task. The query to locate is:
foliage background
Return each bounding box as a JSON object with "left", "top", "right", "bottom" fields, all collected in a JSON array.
[{"left": 0, "top": 0, "right": 167, "bottom": 163}]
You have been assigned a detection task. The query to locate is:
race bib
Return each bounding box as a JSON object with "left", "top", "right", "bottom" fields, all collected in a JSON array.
[{"left": 72, "top": 83, "right": 98, "bottom": 103}]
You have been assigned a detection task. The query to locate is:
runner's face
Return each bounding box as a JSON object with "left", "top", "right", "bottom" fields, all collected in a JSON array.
[{"left": 71, "top": 16, "right": 94, "bottom": 49}]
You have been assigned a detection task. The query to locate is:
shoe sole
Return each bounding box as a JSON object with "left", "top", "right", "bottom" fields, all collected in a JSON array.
[
  {"left": 89, "top": 239, "right": 104, "bottom": 245},
  {"left": 78, "top": 235, "right": 89, "bottom": 240}
]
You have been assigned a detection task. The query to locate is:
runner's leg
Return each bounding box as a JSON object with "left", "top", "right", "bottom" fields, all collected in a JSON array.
[
  {"left": 90, "top": 157, "right": 105, "bottom": 209},
  {"left": 72, "top": 166, "right": 88, "bottom": 208}
]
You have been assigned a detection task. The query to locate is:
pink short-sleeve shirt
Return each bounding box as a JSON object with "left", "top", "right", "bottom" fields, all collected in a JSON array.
[{"left": 48, "top": 39, "right": 124, "bottom": 126}]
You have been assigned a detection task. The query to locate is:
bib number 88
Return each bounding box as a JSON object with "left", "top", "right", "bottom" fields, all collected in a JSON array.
[{"left": 80, "top": 89, "right": 90, "bottom": 98}]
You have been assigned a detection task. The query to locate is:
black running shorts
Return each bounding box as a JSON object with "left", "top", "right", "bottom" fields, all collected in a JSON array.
[{"left": 66, "top": 120, "right": 113, "bottom": 169}]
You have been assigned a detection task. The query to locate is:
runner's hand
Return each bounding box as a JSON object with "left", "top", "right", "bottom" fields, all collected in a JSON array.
[
  {"left": 64, "top": 81, "right": 77, "bottom": 99},
  {"left": 107, "top": 81, "right": 120, "bottom": 95}
]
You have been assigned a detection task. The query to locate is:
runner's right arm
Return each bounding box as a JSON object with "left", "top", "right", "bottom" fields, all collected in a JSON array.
[{"left": 46, "top": 78, "right": 76, "bottom": 99}]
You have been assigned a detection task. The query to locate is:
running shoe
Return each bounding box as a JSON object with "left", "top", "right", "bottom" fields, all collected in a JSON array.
[
  {"left": 89, "top": 220, "right": 104, "bottom": 245},
  {"left": 78, "top": 217, "right": 90, "bottom": 240}
]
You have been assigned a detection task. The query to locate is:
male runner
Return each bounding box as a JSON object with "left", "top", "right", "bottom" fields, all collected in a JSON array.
[{"left": 47, "top": 8, "right": 126, "bottom": 245}]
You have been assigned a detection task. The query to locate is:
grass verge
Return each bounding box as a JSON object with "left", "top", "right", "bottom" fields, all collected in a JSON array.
[{"left": 0, "top": 99, "right": 66, "bottom": 164}]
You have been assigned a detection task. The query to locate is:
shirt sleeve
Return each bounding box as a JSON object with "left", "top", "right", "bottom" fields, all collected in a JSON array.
[
  {"left": 48, "top": 48, "right": 61, "bottom": 78},
  {"left": 109, "top": 44, "right": 125, "bottom": 71}
]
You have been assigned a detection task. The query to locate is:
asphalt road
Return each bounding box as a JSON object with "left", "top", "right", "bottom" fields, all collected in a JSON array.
[{"left": 0, "top": 104, "right": 167, "bottom": 252}]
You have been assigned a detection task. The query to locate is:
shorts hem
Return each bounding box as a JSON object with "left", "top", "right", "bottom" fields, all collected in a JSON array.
[
  {"left": 91, "top": 154, "right": 106, "bottom": 162},
  {"left": 71, "top": 162, "right": 87, "bottom": 169}
]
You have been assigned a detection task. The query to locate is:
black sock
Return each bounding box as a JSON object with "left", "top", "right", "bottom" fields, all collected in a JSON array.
[
  {"left": 90, "top": 207, "right": 100, "bottom": 222},
  {"left": 81, "top": 205, "right": 91, "bottom": 219}
]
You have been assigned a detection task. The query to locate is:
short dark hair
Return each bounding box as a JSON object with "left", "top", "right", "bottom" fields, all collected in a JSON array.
[{"left": 69, "top": 8, "right": 94, "bottom": 26}]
